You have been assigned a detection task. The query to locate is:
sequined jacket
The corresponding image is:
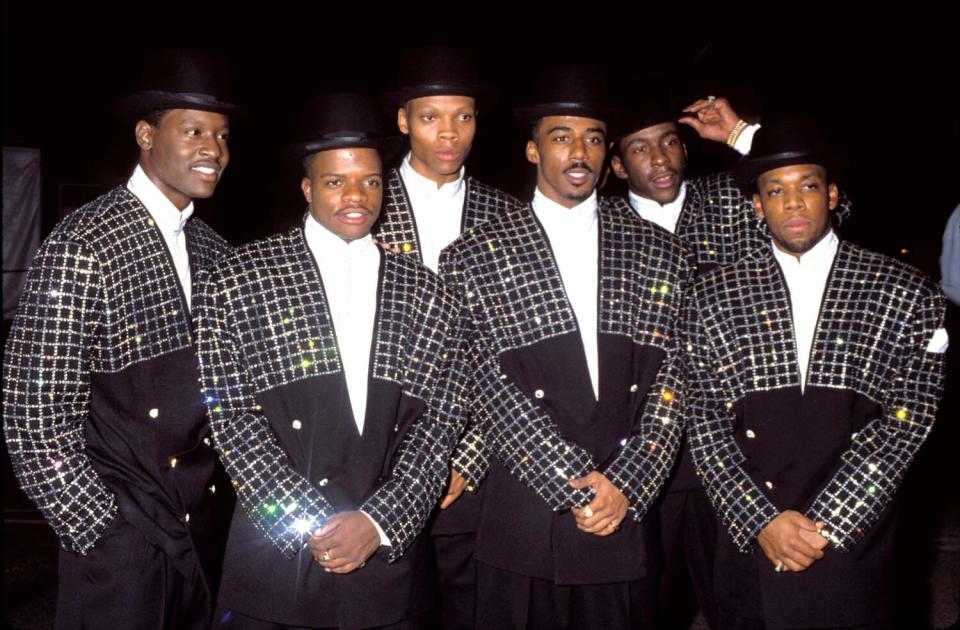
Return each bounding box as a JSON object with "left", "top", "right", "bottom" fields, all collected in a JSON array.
[
  {"left": 373, "top": 167, "right": 521, "bottom": 260},
  {"left": 439, "top": 198, "right": 693, "bottom": 583},
  {"left": 684, "top": 241, "right": 946, "bottom": 627},
  {"left": 194, "top": 226, "right": 466, "bottom": 627},
  {"left": 3, "top": 186, "right": 231, "bottom": 584},
  {"left": 374, "top": 167, "right": 520, "bottom": 533}
]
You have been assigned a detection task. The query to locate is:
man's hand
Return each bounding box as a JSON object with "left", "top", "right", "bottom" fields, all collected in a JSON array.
[
  {"left": 678, "top": 97, "right": 742, "bottom": 144},
  {"left": 757, "top": 510, "right": 826, "bottom": 573},
  {"left": 440, "top": 467, "right": 469, "bottom": 510},
  {"left": 569, "top": 471, "right": 628, "bottom": 536},
  {"left": 308, "top": 512, "right": 380, "bottom": 574}
]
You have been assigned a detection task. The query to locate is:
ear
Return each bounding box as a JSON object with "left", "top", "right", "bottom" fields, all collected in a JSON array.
[
  {"left": 135, "top": 120, "right": 154, "bottom": 151},
  {"left": 827, "top": 182, "right": 839, "bottom": 211},
  {"left": 397, "top": 107, "right": 410, "bottom": 135},
  {"left": 301, "top": 176, "right": 312, "bottom": 205},
  {"left": 610, "top": 155, "right": 628, "bottom": 181},
  {"left": 752, "top": 193, "right": 765, "bottom": 220},
  {"left": 525, "top": 139, "right": 540, "bottom": 165}
]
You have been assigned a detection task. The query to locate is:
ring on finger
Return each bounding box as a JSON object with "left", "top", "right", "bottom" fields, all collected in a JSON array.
[
  {"left": 582, "top": 506, "right": 594, "bottom": 518},
  {"left": 774, "top": 560, "right": 785, "bottom": 573},
  {"left": 321, "top": 550, "right": 331, "bottom": 562},
  {"left": 707, "top": 95, "right": 717, "bottom": 102}
]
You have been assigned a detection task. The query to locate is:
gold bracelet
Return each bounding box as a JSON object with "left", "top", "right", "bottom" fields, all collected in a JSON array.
[{"left": 726, "top": 119, "right": 748, "bottom": 147}]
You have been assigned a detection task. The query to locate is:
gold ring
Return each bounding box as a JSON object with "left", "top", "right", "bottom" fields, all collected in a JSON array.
[
  {"left": 358, "top": 561, "right": 366, "bottom": 569},
  {"left": 582, "top": 506, "right": 594, "bottom": 518},
  {"left": 321, "top": 550, "right": 331, "bottom": 562}
]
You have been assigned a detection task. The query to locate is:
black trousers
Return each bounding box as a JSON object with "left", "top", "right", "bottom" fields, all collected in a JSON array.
[
  {"left": 475, "top": 560, "right": 657, "bottom": 630},
  {"left": 658, "top": 488, "right": 717, "bottom": 629},
  {"left": 212, "top": 605, "right": 434, "bottom": 630},
  {"left": 55, "top": 515, "right": 210, "bottom": 630},
  {"left": 432, "top": 532, "right": 477, "bottom": 630},
  {"left": 715, "top": 607, "right": 892, "bottom": 630}
]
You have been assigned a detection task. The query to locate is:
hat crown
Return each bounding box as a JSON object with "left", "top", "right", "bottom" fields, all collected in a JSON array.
[
  {"left": 396, "top": 46, "right": 482, "bottom": 90},
  {"left": 135, "top": 48, "right": 232, "bottom": 102},
  {"left": 526, "top": 64, "right": 609, "bottom": 110},
  {"left": 296, "top": 93, "right": 389, "bottom": 142},
  {"left": 749, "top": 117, "right": 830, "bottom": 160}
]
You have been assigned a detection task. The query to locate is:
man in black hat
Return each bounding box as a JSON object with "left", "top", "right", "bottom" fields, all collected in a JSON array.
[
  {"left": 607, "top": 95, "right": 857, "bottom": 629},
  {"left": 195, "top": 92, "right": 468, "bottom": 629},
  {"left": 375, "top": 45, "right": 521, "bottom": 630},
  {"left": 3, "top": 48, "right": 235, "bottom": 628},
  {"left": 684, "top": 118, "right": 948, "bottom": 629},
  {"left": 439, "top": 65, "right": 690, "bottom": 629}
]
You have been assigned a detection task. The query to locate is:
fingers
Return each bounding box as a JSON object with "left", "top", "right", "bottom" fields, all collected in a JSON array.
[{"left": 568, "top": 471, "right": 601, "bottom": 489}]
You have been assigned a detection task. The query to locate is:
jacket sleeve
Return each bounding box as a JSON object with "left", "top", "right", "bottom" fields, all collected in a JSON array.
[
  {"left": 684, "top": 292, "right": 780, "bottom": 552},
  {"left": 439, "top": 247, "right": 595, "bottom": 511},
  {"left": 194, "top": 263, "right": 335, "bottom": 559},
  {"left": 807, "top": 285, "right": 947, "bottom": 551},
  {"left": 361, "top": 283, "right": 470, "bottom": 561},
  {"left": 2, "top": 237, "right": 118, "bottom": 555}
]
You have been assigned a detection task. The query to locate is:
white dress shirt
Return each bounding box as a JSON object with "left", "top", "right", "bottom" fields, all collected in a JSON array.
[
  {"left": 628, "top": 183, "right": 687, "bottom": 234},
  {"left": 304, "top": 216, "right": 379, "bottom": 434},
  {"left": 304, "top": 216, "right": 391, "bottom": 546},
  {"left": 399, "top": 152, "right": 466, "bottom": 272},
  {"left": 771, "top": 230, "right": 839, "bottom": 392},
  {"left": 531, "top": 188, "right": 600, "bottom": 399},
  {"left": 127, "top": 165, "right": 195, "bottom": 309}
]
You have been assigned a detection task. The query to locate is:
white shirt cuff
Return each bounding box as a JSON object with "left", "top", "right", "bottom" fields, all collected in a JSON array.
[
  {"left": 926, "top": 328, "right": 950, "bottom": 353},
  {"left": 360, "top": 510, "right": 392, "bottom": 547},
  {"left": 733, "top": 123, "right": 761, "bottom": 155}
]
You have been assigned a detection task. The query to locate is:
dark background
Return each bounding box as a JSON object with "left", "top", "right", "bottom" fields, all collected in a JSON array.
[{"left": 3, "top": 5, "right": 959, "bottom": 628}]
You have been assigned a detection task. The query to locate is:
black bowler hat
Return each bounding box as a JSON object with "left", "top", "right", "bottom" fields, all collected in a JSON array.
[
  {"left": 117, "top": 48, "right": 238, "bottom": 119},
  {"left": 385, "top": 46, "right": 490, "bottom": 108},
  {"left": 285, "top": 93, "right": 403, "bottom": 166},
  {"left": 514, "top": 64, "right": 612, "bottom": 125},
  {"left": 734, "top": 117, "right": 840, "bottom": 194}
]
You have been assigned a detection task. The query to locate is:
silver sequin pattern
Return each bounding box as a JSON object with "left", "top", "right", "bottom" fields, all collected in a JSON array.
[
  {"left": 3, "top": 186, "right": 229, "bottom": 554},
  {"left": 195, "top": 228, "right": 466, "bottom": 560},
  {"left": 374, "top": 169, "right": 521, "bottom": 260},
  {"left": 440, "top": 199, "right": 691, "bottom": 517},
  {"left": 685, "top": 241, "right": 946, "bottom": 551}
]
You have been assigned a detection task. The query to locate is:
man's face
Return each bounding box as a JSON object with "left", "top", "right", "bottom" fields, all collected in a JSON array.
[
  {"left": 301, "top": 147, "right": 383, "bottom": 243},
  {"left": 753, "top": 163, "right": 838, "bottom": 258},
  {"left": 526, "top": 115, "right": 606, "bottom": 208},
  {"left": 136, "top": 108, "right": 230, "bottom": 210},
  {"left": 610, "top": 122, "right": 687, "bottom": 205},
  {"left": 397, "top": 95, "right": 477, "bottom": 185}
]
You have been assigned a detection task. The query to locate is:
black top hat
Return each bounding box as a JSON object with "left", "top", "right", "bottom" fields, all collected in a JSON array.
[
  {"left": 609, "top": 84, "right": 687, "bottom": 145},
  {"left": 514, "top": 64, "right": 612, "bottom": 125},
  {"left": 285, "top": 93, "right": 403, "bottom": 166},
  {"left": 733, "top": 117, "right": 839, "bottom": 194},
  {"left": 117, "top": 48, "right": 238, "bottom": 119},
  {"left": 384, "top": 46, "right": 489, "bottom": 108}
]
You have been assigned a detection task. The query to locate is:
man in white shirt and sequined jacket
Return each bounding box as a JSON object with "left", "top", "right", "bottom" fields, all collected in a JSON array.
[
  {"left": 195, "top": 93, "right": 469, "bottom": 630},
  {"left": 3, "top": 49, "right": 235, "bottom": 629},
  {"left": 684, "top": 118, "right": 948, "bottom": 630}
]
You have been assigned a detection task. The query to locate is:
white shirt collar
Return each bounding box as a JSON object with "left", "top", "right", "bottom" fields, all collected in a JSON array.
[
  {"left": 399, "top": 151, "right": 465, "bottom": 199},
  {"left": 627, "top": 182, "right": 686, "bottom": 234},
  {"left": 127, "top": 164, "right": 194, "bottom": 235},
  {"left": 771, "top": 229, "right": 838, "bottom": 269},
  {"left": 303, "top": 213, "right": 376, "bottom": 264},
  {"left": 532, "top": 187, "right": 598, "bottom": 234}
]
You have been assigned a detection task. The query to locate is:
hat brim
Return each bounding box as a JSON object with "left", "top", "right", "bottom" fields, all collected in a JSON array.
[
  {"left": 285, "top": 135, "right": 405, "bottom": 170},
  {"left": 514, "top": 103, "right": 612, "bottom": 128},
  {"left": 118, "top": 91, "right": 238, "bottom": 119},
  {"left": 734, "top": 150, "right": 839, "bottom": 196},
  {"left": 608, "top": 109, "right": 690, "bottom": 145},
  {"left": 384, "top": 84, "right": 492, "bottom": 110}
]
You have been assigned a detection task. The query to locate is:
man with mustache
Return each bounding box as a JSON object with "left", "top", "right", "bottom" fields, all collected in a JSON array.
[
  {"left": 3, "top": 49, "right": 235, "bottom": 629},
  {"left": 684, "top": 118, "right": 947, "bottom": 629},
  {"left": 374, "top": 45, "right": 521, "bottom": 630},
  {"left": 608, "top": 95, "right": 855, "bottom": 628},
  {"left": 195, "top": 93, "right": 468, "bottom": 629},
  {"left": 439, "top": 65, "right": 690, "bottom": 629}
]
